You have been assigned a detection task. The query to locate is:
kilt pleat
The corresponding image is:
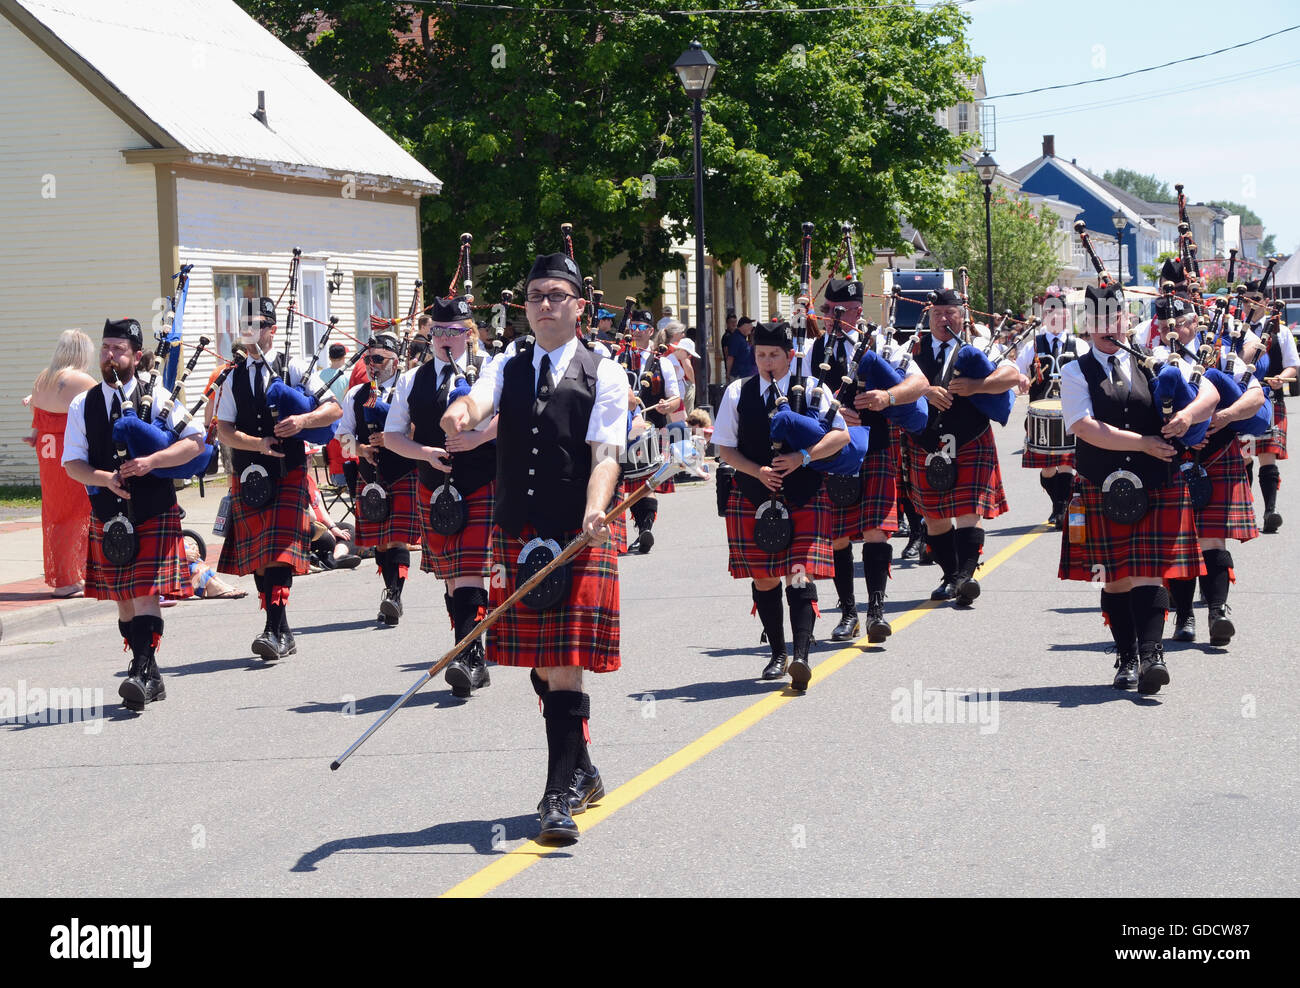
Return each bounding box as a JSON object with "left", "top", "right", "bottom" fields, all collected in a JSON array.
[
  {"left": 828, "top": 448, "right": 899, "bottom": 539},
  {"left": 355, "top": 471, "right": 423, "bottom": 547},
  {"left": 1251, "top": 399, "right": 1287, "bottom": 459},
  {"left": 1192, "top": 438, "right": 1258, "bottom": 542},
  {"left": 724, "top": 488, "right": 835, "bottom": 581},
  {"left": 85, "top": 504, "right": 192, "bottom": 601},
  {"left": 487, "top": 524, "right": 620, "bottom": 671},
  {"left": 904, "top": 425, "right": 1009, "bottom": 520},
  {"left": 217, "top": 465, "right": 311, "bottom": 576},
  {"left": 419, "top": 481, "right": 494, "bottom": 579},
  {"left": 1059, "top": 480, "right": 1202, "bottom": 582},
  {"left": 610, "top": 480, "right": 628, "bottom": 554},
  {"left": 1021, "top": 446, "right": 1076, "bottom": 470}
]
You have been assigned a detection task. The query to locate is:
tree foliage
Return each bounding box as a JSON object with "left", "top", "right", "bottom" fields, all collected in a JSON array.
[
  {"left": 1103, "top": 168, "right": 1172, "bottom": 204},
  {"left": 237, "top": 0, "right": 980, "bottom": 299},
  {"left": 1208, "top": 200, "right": 1262, "bottom": 227},
  {"left": 924, "top": 172, "right": 1063, "bottom": 317}
]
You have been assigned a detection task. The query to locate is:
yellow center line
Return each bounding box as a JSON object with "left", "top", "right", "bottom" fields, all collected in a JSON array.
[{"left": 441, "top": 524, "right": 1052, "bottom": 898}]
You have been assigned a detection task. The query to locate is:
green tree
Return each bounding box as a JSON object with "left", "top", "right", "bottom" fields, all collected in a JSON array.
[
  {"left": 1140, "top": 250, "right": 1178, "bottom": 285},
  {"left": 1208, "top": 200, "right": 1263, "bottom": 227},
  {"left": 1102, "top": 168, "right": 1172, "bottom": 204},
  {"left": 237, "top": 0, "right": 980, "bottom": 300},
  {"left": 923, "top": 172, "right": 1063, "bottom": 317}
]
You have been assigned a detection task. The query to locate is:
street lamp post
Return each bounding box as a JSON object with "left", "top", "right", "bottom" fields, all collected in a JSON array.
[
  {"left": 974, "top": 151, "right": 998, "bottom": 316},
  {"left": 673, "top": 40, "right": 717, "bottom": 404},
  {"left": 1111, "top": 209, "right": 1128, "bottom": 286}
]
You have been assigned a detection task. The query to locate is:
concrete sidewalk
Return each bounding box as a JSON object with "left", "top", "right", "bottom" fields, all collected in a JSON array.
[{"left": 0, "top": 477, "right": 232, "bottom": 642}]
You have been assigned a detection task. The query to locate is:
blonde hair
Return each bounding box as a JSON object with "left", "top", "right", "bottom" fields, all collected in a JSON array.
[{"left": 35, "top": 329, "right": 94, "bottom": 390}]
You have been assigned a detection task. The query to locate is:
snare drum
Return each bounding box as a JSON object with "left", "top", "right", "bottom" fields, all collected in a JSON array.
[{"left": 1026, "top": 399, "right": 1074, "bottom": 455}]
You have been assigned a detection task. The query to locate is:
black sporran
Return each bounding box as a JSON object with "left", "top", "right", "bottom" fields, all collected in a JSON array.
[
  {"left": 517, "top": 538, "right": 570, "bottom": 610},
  {"left": 924, "top": 452, "right": 956, "bottom": 492},
  {"left": 823, "top": 471, "right": 863, "bottom": 507},
  {"left": 102, "top": 514, "right": 139, "bottom": 566},
  {"left": 239, "top": 464, "right": 274, "bottom": 510},
  {"left": 359, "top": 481, "right": 391, "bottom": 523},
  {"left": 1101, "top": 470, "right": 1149, "bottom": 525},
  {"left": 429, "top": 483, "right": 468, "bottom": 535},
  {"left": 753, "top": 499, "right": 793, "bottom": 554},
  {"left": 1181, "top": 461, "right": 1212, "bottom": 510}
]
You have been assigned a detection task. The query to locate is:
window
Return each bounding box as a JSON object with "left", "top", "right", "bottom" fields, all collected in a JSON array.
[
  {"left": 213, "top": 271, "right": 266, "bottom": 359},
  {"left": 957, "top": 103, "right": 970, "bottom": 134},
  {"left": 355, "top": 275, "right": 394, "bottom": 343}
]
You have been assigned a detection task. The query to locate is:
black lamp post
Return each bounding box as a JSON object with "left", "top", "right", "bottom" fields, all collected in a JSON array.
[
  {"left": 673, "top": 40, "right": 717, "bottom": 403},
  {"left": 974, "top": 151, "right": 998, "bottom": 315},
  {"left": 1111, "top": 209, "right": 1128, "bottom": 285}
]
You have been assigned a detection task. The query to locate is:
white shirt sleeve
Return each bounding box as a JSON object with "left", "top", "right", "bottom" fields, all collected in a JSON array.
[
  {"left": 337, "top": 383, "right": 362, "bottom": 438},
  {"left": 711, "top": 378, "right": 747, "bottom": 448},
  {"left": 590, "top": 358, "right": 629, "bottom": 450},
  {"left": 215, "top": 368, "right": 239, "bottom": 424},
  {"left": 659, "top": 356, "right": 681, "bottom": 399},
  {"left": 61, "top": 391, "right": 91, "bottom": 465},
  {"left": 469, "top": 348, "right": 505, "bottom": 414},
  {"left": 1015, "top": 340, "right": 1036, "bottom": 376},
  {"left": 1059, "top": 359, "right": 1092, "bottom": 432},
  {"left": 161, "top": 398, "right": 203, "bottom": 441},
  {"left": 1278, "top": 327, "right": 1299, "bottom": 369},
  {"left": 383, "top": 370, "right": 414, "bottom": 435}
]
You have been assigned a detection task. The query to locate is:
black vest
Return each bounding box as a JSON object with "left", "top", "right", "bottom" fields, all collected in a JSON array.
[
  {"left": 635, "top": 349, "right": 668, "bottom": 428},
  {"left": 495, "top": 342, "right": 600, "bottom": 538},
  {"left": 1074, "top": 350, "right": 1173, "bottom": 490},
  {"left": 734, "top": 375, "right": 823, "bottom": 508},
  {"left": 810, "top": 332, "right": 858, "bottom": 392},
  {"left": 83, "top": 384, "right": 176, "bottom": 525},
  {"left": 1028, "top": 333, "right": 1082, "bottom": 402},
  {"left": 407, "top": 357, "right": 495, "bottom": 494},
  {"left": 913, "top": 331, "right": 990, "bottom": 450},
  {"left": 351, "top": 380, "right": 416, "bottom": 486},
  {"left": 230, "top": 354, "right": 307, "bottom": 474}
]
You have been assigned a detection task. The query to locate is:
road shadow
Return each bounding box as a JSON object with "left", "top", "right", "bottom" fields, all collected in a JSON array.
[
  {"left": 289, "top": 689, "right": 466, "bottom": 716},
  {"left": 627, "top": 677, "right": 784, "bottom": 703},
  {"left": 990, "top": 523, "right": 1054, "bottom": 538},
  {"left": 166, "top": 655, "right": 270, "bottom": 677},
  {"left": 291, "top": 813, "right": 552, "bottom": 871},
  {"left": 1047, "top": 640, "right": 1113, "bottom": 652},
  {"left": 3, "top": 703, "right": 140, "bottom": 731},
  {"left": 1047, "top": 607, "right": 1098, "bottom": 615},
  {"left": 990, "top": 683, "right": 1161, "bottom": 707},
  {"left": 292, "top": 619, "right": 388, "bottom": 635}
]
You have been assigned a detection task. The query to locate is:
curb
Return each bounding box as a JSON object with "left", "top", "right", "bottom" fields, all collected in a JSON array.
[{"left": 0, "top": 597, "right": 118, "bottom": 642}]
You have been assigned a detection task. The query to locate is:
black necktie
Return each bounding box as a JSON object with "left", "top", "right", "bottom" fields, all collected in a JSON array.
[
  {"left": 835, "top": 338, "right": 847, "bottom": 369},
  {"left": 439, "top": 364, "right": 453, "bottom": 392},
  {"left": 1051, "top": 337, "right": 1060, "bottom": 358},
  {"left": 253, "top": 361, "right": 266, "bottom": 404},
  {"left": 765, "top": 384, "right": 778, "bottom": 413},
  {"left": 110, "top": 392, "right": 122, "bottom": 422},
  {"left": 1109, "top": 354, "right": 1129, "bottom": 403},
  {"left": 537, "top": 354, "right": 553, "bottom": 402},
  {"left": 938, "top": 341, "right": 950, "bottom": 375}
]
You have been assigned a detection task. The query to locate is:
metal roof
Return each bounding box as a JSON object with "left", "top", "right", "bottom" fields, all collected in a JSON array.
[
  {"left": 1010, "top": 155, "right": 1158, "bottom": 234},
  {"left": 9, "top": 0, "right": 440, "bottom": 192}
]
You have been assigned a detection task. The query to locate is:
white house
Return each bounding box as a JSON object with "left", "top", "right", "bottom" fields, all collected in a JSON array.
[{"left": 0, "top": 0, "right": 440, "bottom": 483}]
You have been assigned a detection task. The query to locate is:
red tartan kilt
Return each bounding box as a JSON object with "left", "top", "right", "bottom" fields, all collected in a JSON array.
[
  {"left": 654, "top": 478, "right": 676, "bottom": 495},
  {"left": 86, "top": 504, "right": 192, "bottom": 601},
  {"left": 217, "top": 465, "right": 311, "bottom": 576},
  {"left": 1021, "top": 445, "right": 1076, "bottom": 470},
  {"left": 1059, "top": 479, "right": 1201, "bottom": 582},
  {"left": 903, "top": 426, "right": 1009, "bottom": 520},
  {"left": 1250, "top": 400, "right": 1287, "bottom": 459},
  {"left": 487, "top": 524, "right": 620, "bottom": 671},
  {"left": 829, "top": 448, "right": 899, "bottom": 539},
  {"left": 891, "top": 424, "right": 914, "bottom": 499},
  {"left": 610, "top": 481, "right": 628, "bottom": 554},
  {"left": 1193, "top": 439, "right": 1258, "bottom": 542},
  {"left": 419, "top": 481, "right": 494, "bottom": 578},
  {"left": 724, "top": 488, "right": 835, "bottom": 580},
  {"left": 354, "top": 471, "right": 423, "bottom": 547}
]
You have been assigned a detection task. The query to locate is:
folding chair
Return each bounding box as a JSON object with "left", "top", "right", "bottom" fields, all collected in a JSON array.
[{"left": 312, "top": 450, "right": 355, "bottom": 524}]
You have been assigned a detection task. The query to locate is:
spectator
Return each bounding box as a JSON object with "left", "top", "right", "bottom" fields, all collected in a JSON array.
[
  {"left": 24, "top": 329, "right": 96, "bottom": 597},
  {"left": 325, "top": 343, "right": 349, "bottom": 403},
  {"left": 720, "top": 310, "right": 737, "bottom": 359},
  {"left": 662, "top": 321, "right": 696, "bottom": 413},
  {"left": 726, "top": 316, "right": 757, "bottom": 379},
  {"left": 656, "top": 305, "right": 675, "bottom": 333}
]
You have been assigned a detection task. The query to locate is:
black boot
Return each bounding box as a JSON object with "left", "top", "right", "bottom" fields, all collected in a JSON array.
[
  {"left": 927, "top": 529, "right": 959, "bottom": 600},
  {"left": 753, "top": 583, "right": 787, "bottom": 679},
  {"left": 786, "top": 583, "right": 818, "bottom": 692},
  {"left": 862, "top": 542, "right": 893, "bottom": 643},
  {"left": 951, "top": 527, "right": 985, "bottom": 606},
  {"left": 1169, "top": 578, "right": 1196, "bottom": 642},
  {"left": 1200, "top": 549, "right": 1236, "bottom": 647},
  {"left": 446, "top": 586, "right": 491, "bottom": 697},
  {"left": 253, "top": 569, "right": 290, "bottom": 660},
  {"left": 1101, "top": 590, "right": 1139, "bottom": 689},
  {"left": 1040, "top": 473, "right": 1058, "bottom": 525},
  {"left": 1260, "top": 464, "right": 1282, "bottom": 532},
  {"left": 1052, "top": 473, "right": 1075, "bottom": 530},
  {"left": 539, "top": 691, "right": 588, "bottom": 843},
  {"left": 829, "top": 545, "right": 858, "bottom": 642},
  {"left": 629, "top": 498, "right": 657, "bottom": 554},
  {"left": 1112, "top": 648, "right": 1140, "bottom": 690},
  {"left": 1138, "top": 643, "right": 1170, "bottom": 695},
  {"left": 120, "top": 616, "right": 166, "bottom": 710},
  {"left": 1130, "top": 585, "right": 1171, "bottom": 694}
]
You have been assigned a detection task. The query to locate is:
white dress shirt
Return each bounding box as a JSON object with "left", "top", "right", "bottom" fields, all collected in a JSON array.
[
  {"left": 384, "top": 356, "right": 492, "bottom": 437},
  {"left": 1015, "top": 331, "right": 1088, "bottom": 376},
  {"left": 337, "top": 371, "right": 400, "bottom": 440},
  {"left": 63, "top": 376, "right": 203, "bottom": 465},
  {"left": 713, "top": 370, "right": 848, "bottom": 449},
  {"left": 215, "top": 353, "right": 332, "bottom": 424},
  {"left": 1059, "top": 348, "right": 1212, "bottom": 432}
]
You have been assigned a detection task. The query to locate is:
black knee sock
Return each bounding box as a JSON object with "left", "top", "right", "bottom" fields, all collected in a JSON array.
[
  {"left": 1055, "top": 472, "right": 1076, "bottom": 505},
  {"left": 954, "top": 527, "right": 985, "bottom": 579},
  {"left": 452, "top": 585, "right": 488, "bottom": 646},
  {"left": 1260, "top": 464, "right": 1280, "bottom": 513},
  {"left": 832, "top": 546, "right": 856, "bottom": 606},
  {"left": 374, "top": 547, "right": 392, "bottom": 588},
  {"left": 862, "top": 542, "right": 893, "bottom": 596},
  {"left": 264, "top": 566, "right": 291, "bottom": 634},
  {"left": 752, "top": 583, "right": 785, "bottom": 656},
  {"left": 631, "top": 498, "right": 656, "bottom": 533},
  {"left": 1169, "top": 577, "right": 1196, "bottom": 618},
  {"left": 389, "top": 546, "right": 410, "bottom": 595},
  {"left": 1039, "top": 473, "right": 1053, "bottom": 496},
  {"left": 1129, "top": 585, "right": 1169, "bottom": 648},
  {"left": 786, "top": 583, "right": 817, "bottom": 660},
  {"left": 926, "top": 528, "right": 958, "bottom": 578},
  {"left": 1199, "top": 549, "right": 1233, "bottom": 609},
  {"left": 444, "top": 591, "right": 455, "bottom": 630},
  {"left": 1246, "top": 460, "right": 1255, "bottom": 489},
  {"left": 1100, "top": 590, "right": 1136, "bottom": 652},
  {"left": 901, "top": 497, "right": 922, "bottom": 532},
  {"left": 117, "top": 619, "right": 131, "bottom": 652},
  {"left": 542, "top": 691, "right": 590, "bottom": 796}
]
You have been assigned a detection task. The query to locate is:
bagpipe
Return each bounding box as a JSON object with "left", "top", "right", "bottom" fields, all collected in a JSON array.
[
  {"left": 363, "top": 274, "right": 428, "bottom": 432},
  {"left": 138, "top": 264, "right": 193, "bottom": 420},
  {"left": 613, "top": 295, "right": 638, "bottom": 388}
]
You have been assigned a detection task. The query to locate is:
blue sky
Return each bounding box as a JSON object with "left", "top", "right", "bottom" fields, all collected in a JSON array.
[{"left": 966, "top": 0, "right": 1298, "bottom": 254}]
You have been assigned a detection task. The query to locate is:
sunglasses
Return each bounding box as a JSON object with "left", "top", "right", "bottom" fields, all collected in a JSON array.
[
  {"left": 363, "top": 354, "right": 390, "bottom": 365},
  {"left": 630, "top": 322, "right": 652, "bottom": 333},
  {"left": 430, "top": 324, "right": 469, "bottom": 338}
]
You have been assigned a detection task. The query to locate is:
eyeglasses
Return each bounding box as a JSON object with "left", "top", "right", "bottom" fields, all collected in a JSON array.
[
  {"left": 525, "top": 291, "right": 578, "bottom": 305},
  {"left": 430, "top": 324, "right": 469, "bottom": 338},
  {"left": 363, "top": 354, "right": 389, "bottom": 365}
]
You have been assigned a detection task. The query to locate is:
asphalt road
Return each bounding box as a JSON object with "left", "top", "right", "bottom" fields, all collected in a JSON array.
[{"left": 3, "top": 398, "right": 1297, "bottom": 897}]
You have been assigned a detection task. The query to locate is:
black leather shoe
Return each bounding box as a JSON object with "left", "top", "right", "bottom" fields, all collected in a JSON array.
[
  {"left": 1172, "top": 611, "right": 1195, "bottom": 642},
  {"left": 901, "top": 535, "right": 923, "bottom": 561},
  {"left": 866, "top": 592, "right": 891, "bottom": 643},
  {"left": 1138, "top": 647, "right": 1170, "bottom": 695},
  {"left": 1208, "top": 606, "right": 1235, "bottom": 647},
  {"left": 830, "top": 603, "right": 859, "bottom": 642},
  {"left": 379, "top": 588, "right": 403, "bottom": 624},
  {"left": 1263, "top": 511, "right": 1282, "bottom": 534},
  {"left": 333, "top": 553, "right": 361, "bottom": 569},
  {"left": 895, "top": 515, "right": 910, "bottom": 538},
  {"left": 761, "top": 652, "right": 788, "bottom": 681},
  {"left": 567, "top": 767, "right": 605, "bottom": 814},
  {"left": 930, "top": 579, "right": 957, "bottom": 602},
  {"left": 1112, "top": 650, "right": 1139, "bottom": 690},
  {"left": 118, "top": 655, "right": 164, "bottom": 711},
  {"left": 954, "top": 576, "right": 981, "bottom": 607},
  {"left": 444, "top": 655, "right": 473, "bottom": 698},
  {"left": 251, "top": 629, "right": 284, "bottom": 662},
  {"left": 537, "top": 792, "right": 580, "bottom": 843},
  {"left": 278, "top": 628, "right": 297, "bottom": 656},
  {"left": 468, "top": 644, "right": 491, "bottom": 690},
  {"left": 918, "top": 542, "right": 935, "bottom": 566},
  {"left": 629, "top": 531, "right": 654, "bottom": 554},
  {"left": 788, "top": 654, "right": 812, "bottom": 691}
]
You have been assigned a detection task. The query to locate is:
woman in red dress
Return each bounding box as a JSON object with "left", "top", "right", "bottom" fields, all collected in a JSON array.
[{"left": 24, "top": 330, "right": 97, "bottom": 596}]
